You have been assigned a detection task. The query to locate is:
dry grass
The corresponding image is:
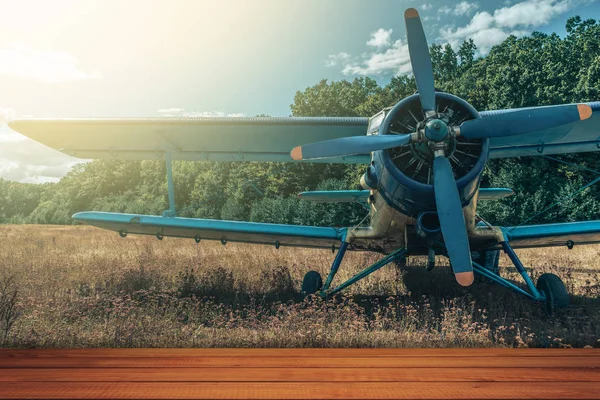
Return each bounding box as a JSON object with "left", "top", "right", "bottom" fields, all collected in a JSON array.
[{"left": 0, "top": 225, "right": 599, "bottom": 348}]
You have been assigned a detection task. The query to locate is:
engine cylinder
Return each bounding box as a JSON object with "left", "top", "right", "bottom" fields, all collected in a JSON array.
[{"left": 371, "top": 92, "right": 490, "bottom": 217}]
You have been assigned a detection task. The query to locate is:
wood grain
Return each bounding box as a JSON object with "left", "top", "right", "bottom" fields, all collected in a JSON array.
[
  {"left": 2, "top": 356, "right": 598, "bottom": 368},
  {"left": 1, "top": 382, "right": 599, "bottom": 399},
  {"left": 1, "top": 367, "right": 599, "bottom": 382},
  {"left": 0, "top": 349, "right": 598, "bottom": 399},
  {"left": 1, "top": 348, "right": 596, "bottom": 358}
]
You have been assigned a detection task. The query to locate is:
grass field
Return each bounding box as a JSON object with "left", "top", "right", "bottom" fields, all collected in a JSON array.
[{"left": 0, "top": 225, "right": 599, "bottom": 348}]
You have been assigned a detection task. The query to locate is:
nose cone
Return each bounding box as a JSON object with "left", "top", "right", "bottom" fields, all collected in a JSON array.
[{"left": 425, "top": 119, "right": 449, "bottom": 142}]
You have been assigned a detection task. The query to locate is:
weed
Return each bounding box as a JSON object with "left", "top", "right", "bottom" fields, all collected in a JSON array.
[
  {"left": 0, "top": 275, "right": 21, "bottom": 345},
  {"left": 1, "top": 225, "right": 599, "bottom": 348}
]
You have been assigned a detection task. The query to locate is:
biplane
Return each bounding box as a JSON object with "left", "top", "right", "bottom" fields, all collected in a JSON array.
[{"left": 8, "top": 8, "right": 600, "bottom": 313}]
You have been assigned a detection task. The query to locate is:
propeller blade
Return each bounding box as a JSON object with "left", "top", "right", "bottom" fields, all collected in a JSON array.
[
  {"left": 405, "top": 8, "right": 436, "bottom": 113},
  {"left": 433, "top": 156, "right": 474, "bottom": 286},
  {"left": 458, "top": 104, "right": 592, "bottom": 139},
  {"left": 290, "top": 134, "right": 411, "bottom": 160}
]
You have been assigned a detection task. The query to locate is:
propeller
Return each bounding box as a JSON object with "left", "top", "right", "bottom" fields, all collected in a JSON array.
[
  {"left": 457, "top": 104, "right": 592, "bottom": 139},
  {"left": 405, "top": 7, "right": 474, "bottom": 285},
  {"left": 290, "top": 134, "right": 411, "bottom": 161},
  {"left": 432, "top": 155, "right": 474, "bottom": 286},
  {"left": 405, "top": 8, "right": 436, "bottom": 113}
]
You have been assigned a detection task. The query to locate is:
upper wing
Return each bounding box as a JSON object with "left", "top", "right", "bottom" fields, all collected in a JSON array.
[
  {"left": 487, "top": 101, "right": 600, "bottom": 158},
  {"left": 10, "top": 101, "right": 598, "bottom": 163},
  {"left": 8, "top": 117, "right": 370, "bottom": 164},
  {"left": 73, "top": 211, "right": 346, "bottom": 249}
]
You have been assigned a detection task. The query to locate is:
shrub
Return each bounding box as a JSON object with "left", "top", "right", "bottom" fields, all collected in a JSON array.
[{"left": 0, "top": 275, "right": 21, "bottom": 345}]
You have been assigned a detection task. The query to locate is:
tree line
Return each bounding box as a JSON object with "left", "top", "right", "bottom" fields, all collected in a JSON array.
[{"left": 2, "top": 16, "right": 600, "bottom": 227}]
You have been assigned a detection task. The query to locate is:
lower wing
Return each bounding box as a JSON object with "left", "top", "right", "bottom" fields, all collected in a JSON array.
[
  {"left": 73, "top": 212, "right": 345, "bottom": 249},
  {"left": 501, "top": 220, "right": 600, "bottom": 248}
]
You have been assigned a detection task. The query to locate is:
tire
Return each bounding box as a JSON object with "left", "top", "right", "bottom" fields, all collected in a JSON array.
[
  {"left": 302, "top": 271, "right": 323, "bottom": 295},
  {"left": 536, "top": 273, "right": 569, "bottom": 314}
]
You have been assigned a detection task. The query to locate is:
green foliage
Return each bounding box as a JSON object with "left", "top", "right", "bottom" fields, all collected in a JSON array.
[
  {"left": 0, "top": 179, "right": 47, "bottom": 223},
  {"left": 2, "top": 18, "right": 600, "bottom": 227}
]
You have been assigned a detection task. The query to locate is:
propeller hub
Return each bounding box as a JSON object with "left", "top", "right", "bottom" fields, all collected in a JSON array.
[{"left": 424, "top": 119, "right": 449, "bottom": 142}]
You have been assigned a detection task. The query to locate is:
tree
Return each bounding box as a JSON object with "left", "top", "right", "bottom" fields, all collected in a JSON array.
[{"left": 3, "top": 17, "right": 600, "bottom": 227}]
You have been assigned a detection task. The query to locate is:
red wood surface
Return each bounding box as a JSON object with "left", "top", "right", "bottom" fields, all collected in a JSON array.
[{"left": 0, "top": 349, "right": 598, "bottom": 399}]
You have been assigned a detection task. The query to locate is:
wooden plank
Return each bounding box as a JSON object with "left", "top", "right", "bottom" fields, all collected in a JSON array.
[
  {"left": 1, "top": 367, "right": 598, "bottom": 382},
  {"left": 1, "top": 356, "right": 598, "bottom": 368},
  {"left": 1, "top": 348, "right": 597, "bottom": 358},
  {"left": 1, "top": 382, "right": 598, "bottom": 399}
]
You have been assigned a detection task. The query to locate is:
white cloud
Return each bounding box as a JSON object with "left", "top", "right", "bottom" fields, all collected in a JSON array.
[
  {"left": 156, "top": 109, "right": 246, "bottom": 118},
  {"left": 327, "top": 0, "right": 581, "bottom": 77},
  {"left": 440, "top": 0, "right": 578, "bottom": 53},
  {"left": 0, "top": 162, "right": 79, "bottom": 184},
  {"left": 421, "top": 4, "right": 433, "bottom": 10},
  {"left": 493, "top": 0, "right": 572, "bottom": 27},
  {"left": 341, "top": 39, "right": 412, "bottom": 76},
  {"left": 0, "top": 122, "right": 82, "bottom": 183},
  {"left": 0, "top": 108, "right": 16, "bottom": 123},
  {"left": 455, "top": 1, "right": 480, "bottom": 15},
  {"left": 439, "top": 1, "right": 479, "bottom": 16},
  {"left": 157, "top": 108, "right": 184, "bottom": 114},
  {"left": 0, "top": 45, "right": 100, "bottom": 83},
  {"left": 366, "top": 28, "right": 393, "bottom": 48},
  {"left": 183, "top": 111, "right": 246, "bottom": 118},
  {"left": 325, "top": 52, "right": 350, "bottom": 67}
]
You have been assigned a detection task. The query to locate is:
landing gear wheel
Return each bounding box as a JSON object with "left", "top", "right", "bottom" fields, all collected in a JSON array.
[
  {"left": 536, "top": 273, "right": 569, "bottom": 314},
  {"left": 302, "top": 271, "right": 323, "bottom": 296}
]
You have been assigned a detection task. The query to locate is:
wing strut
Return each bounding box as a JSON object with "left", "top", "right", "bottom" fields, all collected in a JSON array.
[
  {"left": 318, "top": 245, "right": 408, "bottom": 298},
  {"left": 164, "top": 152, "right": 177, "bottom": 217}
]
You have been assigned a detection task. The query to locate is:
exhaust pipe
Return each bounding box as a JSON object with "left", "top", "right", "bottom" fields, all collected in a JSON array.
[
  {"left": 360, "top": 165, "right": 378, "bottom": 190},
  {"left": 416, "top": 211, "right": 441, "bottom": 238}
]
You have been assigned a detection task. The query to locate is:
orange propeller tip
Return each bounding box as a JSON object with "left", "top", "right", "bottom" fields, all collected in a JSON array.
[
  {"left": 290, "top": 146, "right": 303, "bottom": 160},
  {"left": 404, "top": 8, "right": 419, "bottom": 18},
  {"left": 455, "top": 271, "right": 474, "bottom": 287},
  {"left": 578, "top": 104, "right": 592, "bottom": 120}
]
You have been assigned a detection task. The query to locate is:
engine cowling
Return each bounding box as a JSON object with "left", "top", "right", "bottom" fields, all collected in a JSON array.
[{"left": 369, "top": 92, "right": 490, "bottom": 217}]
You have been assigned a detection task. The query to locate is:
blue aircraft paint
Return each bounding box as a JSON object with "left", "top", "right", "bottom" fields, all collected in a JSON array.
[
  {"left": 72, "top": 211, "right": 345, "bottom": 249},
  {"left": 488, "top": 101, "right": 600, "bottom": 158},
  {"left": 298, "top": 188, "right": 513, "bottom": 203},
  {"left": 424, "top": 119, "right": 449, "bottom": 142},
  {"left": 373, "top": 92, "right": 489, "bottom": 217},
  {"left": 503, "top": 220, "right": 600, "bottom": 248}
]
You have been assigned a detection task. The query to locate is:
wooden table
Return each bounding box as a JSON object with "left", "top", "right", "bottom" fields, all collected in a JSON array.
[{"left": 0, "top": 349, "right": 598, "bottom": 399}]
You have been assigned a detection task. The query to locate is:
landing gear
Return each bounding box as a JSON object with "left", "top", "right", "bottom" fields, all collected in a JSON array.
[
  {"left": 473, "top": 249, "right": 500, "bottom": 284},
  {"left": 472, "top": 240, "right": 570, "bottom": 315},
  {"left": 473, "top": 250, "right": 500, "bottom": 275},
  {"left": 315, "top": 234, "right": 407, "bottom": 298},
  {"left": 537, "top": 273, "right": 569, "bottom": 314},
  {"left": 302, "top": 271, "right": 323, "bottom": 295}
]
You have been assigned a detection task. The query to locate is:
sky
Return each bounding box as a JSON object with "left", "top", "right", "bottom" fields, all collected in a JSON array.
[{"left": 1, "top": 0, "right": 599, "bottom": 183}]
